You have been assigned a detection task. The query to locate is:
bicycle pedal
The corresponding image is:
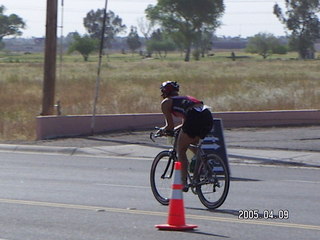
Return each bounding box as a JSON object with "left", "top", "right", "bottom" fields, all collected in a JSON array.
[{"left": 182, "top": 186, "right": 189, "bottom": 192}]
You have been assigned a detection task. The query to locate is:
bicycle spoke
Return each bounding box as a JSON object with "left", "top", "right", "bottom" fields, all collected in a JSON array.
[
  {"left": 195, "top": 154, "right": 230, "bottom": 209},
  {"left": 150, "top": 151, "right": 175, "bottom": 205}
]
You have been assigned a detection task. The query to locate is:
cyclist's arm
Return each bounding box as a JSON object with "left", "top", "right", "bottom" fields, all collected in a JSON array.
[
  {"left": 174, "top": 122, "right": 183, "bottom": 131},
  {"left": 161, "top": 98, "right": 174, "bottom": 131}
]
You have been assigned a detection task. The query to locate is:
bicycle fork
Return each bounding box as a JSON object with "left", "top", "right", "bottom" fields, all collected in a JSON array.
[{"left": 161, "top": 150, "right": 176, "bottom": 180}]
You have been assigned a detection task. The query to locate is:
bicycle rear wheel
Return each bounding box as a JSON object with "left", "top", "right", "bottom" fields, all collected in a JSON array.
[
  {"left": 196, "top": 154, "right": 230, "bottom": 209},
  {"left": 150, "top": 151, "right": 175, "bottom": 205}
]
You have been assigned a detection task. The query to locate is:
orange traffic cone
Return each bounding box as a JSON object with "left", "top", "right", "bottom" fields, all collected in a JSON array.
[{"left": 155, "top": 161, "right": 198, "bottom": 231}]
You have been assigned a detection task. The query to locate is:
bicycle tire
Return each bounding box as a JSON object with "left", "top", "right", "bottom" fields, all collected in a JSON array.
[
  {"left": 150, "top": 151, "right": 175, "bottom": 205},
  {"left": 195, "top": 154, "right": 230, "bottom": 209}
]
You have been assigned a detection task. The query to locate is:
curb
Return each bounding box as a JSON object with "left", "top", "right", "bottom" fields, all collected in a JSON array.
[
  {"left": 1, "top": 143, "right": 319, "bottom": 168},
  {"left": 228, "top": 153, "right": 320, "bottom": 168},
  {"left": 0, "top": 144, "right": 78, "bottom": 155}
]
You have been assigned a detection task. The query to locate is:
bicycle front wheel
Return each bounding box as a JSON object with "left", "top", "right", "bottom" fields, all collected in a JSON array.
[
  {"left": 196, "top": 154, "right": 230, "bottom": 209},
  {"left": 150, "top": 151, "right": 175, "bottom": 205}
]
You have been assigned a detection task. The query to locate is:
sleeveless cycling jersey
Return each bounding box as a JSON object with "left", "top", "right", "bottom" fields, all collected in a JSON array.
[{"left": 171, "top": 96, "right": 203, "bottom": 118}]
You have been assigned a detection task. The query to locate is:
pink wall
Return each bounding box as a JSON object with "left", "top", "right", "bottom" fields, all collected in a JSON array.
[{"left": 36, "top": 110, "right": 320, "bottom": 140}]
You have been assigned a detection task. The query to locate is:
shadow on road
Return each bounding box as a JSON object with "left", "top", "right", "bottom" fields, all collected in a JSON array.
[
  {"left": 230, "top": 176, "right": 261, "bottom": 182},
  {"left": 186, "top": 206, "right": 240, "bottom": 218},
  {"left": 176, "top": 229, "right": 230, "bottom": 238}
]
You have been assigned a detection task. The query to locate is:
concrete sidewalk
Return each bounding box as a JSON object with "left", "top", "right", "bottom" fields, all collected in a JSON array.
[
  {"left": 0, "top": 143, "right": 319, "bottom": 168},
  {"left": 75, "top": 144, "right": 320, "bottom": 168},
  {"left": 0, "top": 126, "right": 319, "bottom": 168}
]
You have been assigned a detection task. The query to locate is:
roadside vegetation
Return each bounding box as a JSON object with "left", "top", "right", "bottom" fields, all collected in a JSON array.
[
  {"left": 0, "top": 51, "right": 319, "bottom": 140},
  {"left": 0, "top": 1, "right": 319, "bottom": 140}
]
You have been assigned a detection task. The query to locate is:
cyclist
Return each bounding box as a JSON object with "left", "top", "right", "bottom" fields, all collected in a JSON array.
[{"left": 159, "top": 81, "right": 214, "bottom": 191}]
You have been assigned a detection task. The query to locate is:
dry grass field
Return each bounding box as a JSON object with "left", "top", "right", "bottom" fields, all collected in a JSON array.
[{"left": 0, "top": 52, "right": 319, "bottom": 140}]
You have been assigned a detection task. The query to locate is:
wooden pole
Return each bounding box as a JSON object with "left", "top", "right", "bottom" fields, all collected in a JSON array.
[{"left": 41, "top": 0, "right": 58, "bottom": 115}]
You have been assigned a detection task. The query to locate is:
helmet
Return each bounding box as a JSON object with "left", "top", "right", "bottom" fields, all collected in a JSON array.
[{"left": 160, "top": 81, "right": 179, "bottom": 97}]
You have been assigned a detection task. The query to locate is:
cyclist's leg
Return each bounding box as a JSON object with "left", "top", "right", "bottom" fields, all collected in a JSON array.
[{"left": 177, "top": 130, "right": 199, "bottom": 187}]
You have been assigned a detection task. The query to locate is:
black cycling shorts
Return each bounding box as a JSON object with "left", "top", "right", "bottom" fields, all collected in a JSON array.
[{"left": 182, "top": 108, "right": 213, "bottom": 139}]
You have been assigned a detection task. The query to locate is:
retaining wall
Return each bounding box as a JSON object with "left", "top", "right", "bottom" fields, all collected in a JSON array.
[{"left": 36, "top": 110, "right": 319, "bottom": 140}]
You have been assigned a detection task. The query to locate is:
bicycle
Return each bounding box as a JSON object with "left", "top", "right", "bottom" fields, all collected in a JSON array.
[{"left": 150, "top": 127, "right": 230, "bottom": 209}]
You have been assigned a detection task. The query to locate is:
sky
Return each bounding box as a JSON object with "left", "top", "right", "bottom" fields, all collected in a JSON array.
[{"left": 1, "top": 0, "right": 287, "bottom": 38}]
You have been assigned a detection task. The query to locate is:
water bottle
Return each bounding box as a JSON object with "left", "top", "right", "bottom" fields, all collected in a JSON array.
[
  {"left": 189, "top": 156, "right": 196, "bottom": 173},
  {"left": 186, "top": 149, "right": 196, "bottom": 173}
]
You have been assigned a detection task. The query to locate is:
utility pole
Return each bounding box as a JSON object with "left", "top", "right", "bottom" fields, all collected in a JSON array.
[
  {"left": 41, "top": 0, "right": 58, "bottom": 115},
  {"left": 91, "top": 0, "right": 109, "bottom": 134}
]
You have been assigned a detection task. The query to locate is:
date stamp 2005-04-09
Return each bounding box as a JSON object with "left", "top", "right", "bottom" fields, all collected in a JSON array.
[{"left": 238, "top": 209, "right": 289, "bottom": 220}]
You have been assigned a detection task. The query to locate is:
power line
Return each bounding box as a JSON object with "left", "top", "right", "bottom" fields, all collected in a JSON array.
[
  {"left": 226, "top": 0, "right": 280, "bottom": 2},
  {"left": 9, "top": 7, "right": 277, "bottom": 17}
]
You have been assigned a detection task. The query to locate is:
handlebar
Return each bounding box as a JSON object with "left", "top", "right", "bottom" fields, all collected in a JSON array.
[
  {"left": 149, "top": 127, "right": 161, "bottom": 142},
  {"left": 149, "top": 127, "right": 180, "bottom": 142}
]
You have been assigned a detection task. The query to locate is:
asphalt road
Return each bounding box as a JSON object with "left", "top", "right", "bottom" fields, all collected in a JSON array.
[{"left": 0, "top": 151, "right": 319, "bottom": 240}]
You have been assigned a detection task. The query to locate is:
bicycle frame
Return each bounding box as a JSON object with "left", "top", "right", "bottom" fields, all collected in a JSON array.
[
  {"left": 153, "top": 128, "right": 208, "bottom": 190},
  {"left": 150, "top": 125, "right": 230, "bottom": 209},
  {"left": 151, "top": 127, "right": 219, "bottom": 182}
]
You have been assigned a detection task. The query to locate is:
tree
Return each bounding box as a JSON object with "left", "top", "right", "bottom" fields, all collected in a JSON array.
[
  {"left": 137, "top": 17, "right": 154, "bottom": 40},
  {"left": 246, "top": 33, "right": 287, "bottom": 59},
  {"left": 146, "top": 29, "right": 176, "bottom": 58},
  {"left": 126, "top": 26, "right": 141, "bottom": 54},
  {"left": 146, "top": 0, "right": 224, "bottom": 61},
  {"left": 83, "top": 9, "right": 126, "bottom": 49},
  {"left": 195, "top": 28, "right": 214, "bottom": 58},
  {"left": 274, "top": 0, "right": 320, "bottom": 59},
  {"left": 0, "top": 5, "right": 25, "bottom": 48},
  {"left": 68, "top": 33, "right": 98, "bottom": 61},
  {"left": 137, "top": 17, "right": 155, "bottom": 57}
]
